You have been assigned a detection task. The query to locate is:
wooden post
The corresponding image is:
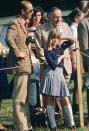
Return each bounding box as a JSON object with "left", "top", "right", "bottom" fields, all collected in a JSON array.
[{"left": 76, "top": 42, "right": 84, "bottom": 127}]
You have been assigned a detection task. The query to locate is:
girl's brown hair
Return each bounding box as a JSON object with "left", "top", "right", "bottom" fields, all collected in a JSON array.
[{"left": 47, "top": 28, "right": 61, "bottom": 50}]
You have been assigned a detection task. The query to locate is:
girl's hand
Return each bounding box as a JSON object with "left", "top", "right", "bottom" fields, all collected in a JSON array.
[
  {"left": 61, "top": 36, "right": 76, "bottom": 42},
  {"left": 58, "top": 55, "right": 67, "bottom": 62}
]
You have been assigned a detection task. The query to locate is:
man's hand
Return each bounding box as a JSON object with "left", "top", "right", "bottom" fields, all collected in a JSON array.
[
  {"left": 72, "top": 63, "right": 77, "bottom": 72},
  {"left": 19, "top": 52, "right": 27, "bottom": 59}
]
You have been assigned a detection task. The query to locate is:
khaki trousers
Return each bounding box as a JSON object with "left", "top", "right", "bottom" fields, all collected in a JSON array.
[{"left": 13, "top": 73, "right": 31, "bottom": 131}]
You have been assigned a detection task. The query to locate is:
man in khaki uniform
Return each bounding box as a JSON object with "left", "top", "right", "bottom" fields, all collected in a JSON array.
[{"left": 6, "top": 1, "right": 33, "bottom": 131}]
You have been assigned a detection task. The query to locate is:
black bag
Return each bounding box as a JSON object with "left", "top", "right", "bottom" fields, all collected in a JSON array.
[{"left": 29, "top": 106, "right": 47, "bottom": 128}]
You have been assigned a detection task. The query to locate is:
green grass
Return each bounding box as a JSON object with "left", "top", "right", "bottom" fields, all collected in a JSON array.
[
  {"left": 0, "top": 91, "right": 89, "bottom": 131},
  {"left": 0, "top": 99, "right": 13, "bottom": 125},
  {"left": 0, "top": 79, "right": 89, "bottom": 131},
  {"left": 0, "top": 63, "right": 88, "bottom": 130}
]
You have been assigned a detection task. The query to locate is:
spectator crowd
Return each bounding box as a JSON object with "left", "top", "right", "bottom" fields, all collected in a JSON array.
[{"left": 0, "top": 0, "right": 89, "bottom": 131}]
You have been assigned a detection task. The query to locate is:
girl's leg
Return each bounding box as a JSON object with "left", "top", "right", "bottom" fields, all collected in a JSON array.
[
  {"left": 55, "top": 97, "right": 63, "bottom": 117},
  {"left": 46, "top": 96, "right": 57, "bottom": 129},
  {"left": 61, "top": 96, "right": 75, "bottom": 127}
]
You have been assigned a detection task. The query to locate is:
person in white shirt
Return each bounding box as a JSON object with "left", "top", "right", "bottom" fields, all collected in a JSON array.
[
  {"left": 69, "top": 8, "right": 84, "bottom": 114},
  {"left": 69, "top": 8, "right": 84, "bottom": 41}
]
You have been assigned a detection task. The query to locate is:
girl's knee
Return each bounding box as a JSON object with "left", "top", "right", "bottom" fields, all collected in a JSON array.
[{"left": 61, "top": 96, "right": 70, "bottom": 106}]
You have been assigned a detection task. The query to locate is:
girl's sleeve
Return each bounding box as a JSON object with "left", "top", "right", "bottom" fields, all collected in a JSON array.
[
  {"left": 44, "top": 48, "right": 58, "bottom": 70},
  {"left": 61, "top": 40, "right": 74, "bottom": 50}
]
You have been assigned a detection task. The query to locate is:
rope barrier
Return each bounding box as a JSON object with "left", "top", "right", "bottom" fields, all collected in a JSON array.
[
  {"left": 0, "top": 62, "right": 46, "bottom": 71},
  {"left": 0, "top": 48, "right": 89, "bottom": 71},
  {"left": 80, "top": 51, "right": 89, "bottom": 58},
  {"left": 0, "top": 64, "right": 31, "bottom": 71}
]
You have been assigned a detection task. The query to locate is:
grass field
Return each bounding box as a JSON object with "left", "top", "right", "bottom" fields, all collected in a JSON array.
[{"left": 0, "top": 90, "right": 89, "bottom": 131}]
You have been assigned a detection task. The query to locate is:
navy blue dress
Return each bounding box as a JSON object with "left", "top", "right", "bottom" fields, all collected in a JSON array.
[{"left": 39, "top": 40, "right": 73, "bottom": 96}]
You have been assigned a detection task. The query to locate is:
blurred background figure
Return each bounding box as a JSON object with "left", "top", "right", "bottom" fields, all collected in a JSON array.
[
  {"left": 0, "top": 42, "right": 8, "bottom": 100},
  {"left": 29, "top": 6, "right": 45, "bottom": 27},
  {"left": 28, "top": 6, "right": 46, "bottom": 49},
  {"left": 69, "top": 8, "right": 84, "bottom": 40},
  {"left": 27, "top": 6, "right": 47, "bottom": 127},
  {"left": 0, "top": 123, "right": 7, "bottom": 131},
  {"left": 0, "top": 42, "right": 8, "bottom": 57},
  {"left": 78, "top": 1, "right": 89, "bottom": 119},
  {"left": 27, "top": 6, "right": 45, "bottom": 104},
  {"left": 69, "top": 8, "right": 84, "bottom": 114},
  {"left": 78, "top": 0, "right": 89, "bottom": 17},
  {"left": 0, "top": 42, "right": 11, "bottom": 131}
]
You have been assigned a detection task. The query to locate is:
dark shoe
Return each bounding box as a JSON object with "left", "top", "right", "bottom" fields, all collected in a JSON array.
[
  {"left": 72, "top": 104, "right": 79, "bottom": 115},
  {"left": 72, "top": 125, "right": 76, "bottom": 130},
  {"left": 28, "top": 128, "right": 34, "bottom": 131},
  {"left": 66, "top": 125, "right": 76, "bottom": 130},
  {"left": 0, "top": 124, "right": 12, "bottom": 131},
  {"left": 50, "top": 127, "right": 57, "bottom": 131},
  {"left": 25, "top": 126, "right": 34, "bottom": 131},
  {"left": 0, "top": 129, "right": 12, "bottom": 131}
]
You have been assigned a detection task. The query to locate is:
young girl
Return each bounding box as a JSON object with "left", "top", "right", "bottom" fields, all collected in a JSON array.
[{"left": 39, "top": 28, "right": 75, "bottom": 130}]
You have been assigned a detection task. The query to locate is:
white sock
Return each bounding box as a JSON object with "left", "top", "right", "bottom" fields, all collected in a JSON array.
[
  {"left": 64, "top": 104, "right": 75, "bottom": 126},
  {"left": 62, "top": 107, "right": 68, "bottom": 124},
  {"left": 46, "top": 105, "right": 57, "bottom": 128}
]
